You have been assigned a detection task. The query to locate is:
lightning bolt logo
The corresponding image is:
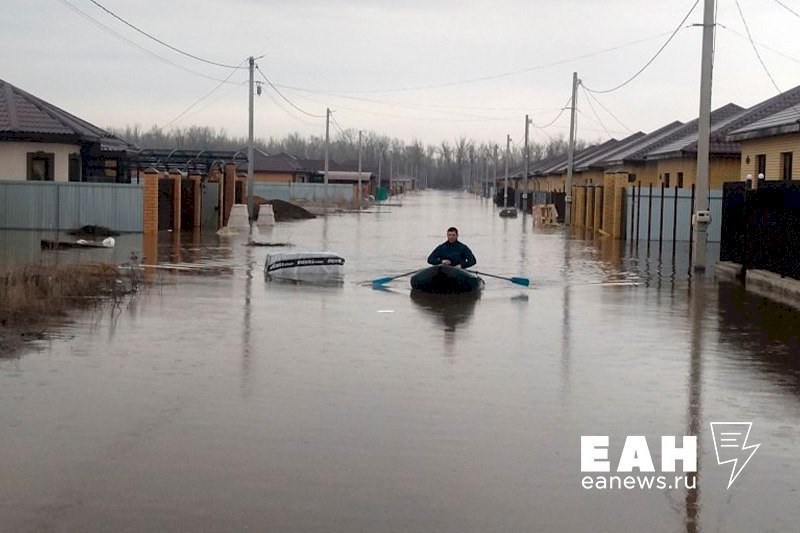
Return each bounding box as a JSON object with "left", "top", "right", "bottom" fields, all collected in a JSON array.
[{"left": 710, "top": 422, "right": 760, "bottom": 489}]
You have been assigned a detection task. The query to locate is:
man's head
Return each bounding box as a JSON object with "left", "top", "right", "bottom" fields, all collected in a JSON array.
[{"left": 446, "top": 227, "right": 458, "bottom": 243}]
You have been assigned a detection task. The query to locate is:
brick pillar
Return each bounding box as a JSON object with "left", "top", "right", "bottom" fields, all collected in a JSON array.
[
  {"left": 602, "top": 175, "right": 615, "bottom": 235},
  {"left": 139, "top": 170, "right": 160, "bottom": 235},
  {"left": 594, "top": 186, "right": 603, "bottom": 232},
  {"left": 612, "top": 184, "right": 625, "bottom": 239},
  {"left": 586, "top": 186, "right": 594, "bottom": 229}
]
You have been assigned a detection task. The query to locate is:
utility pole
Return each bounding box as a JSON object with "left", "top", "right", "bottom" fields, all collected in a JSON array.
[
  {"left": 524, "top": 114, "right": 531, "bottom": 213},
  {"left": 324, "top": 108, "right": 330, "bottom": 209},
  {"left": 565, "top": 72, "right": 579, "bottom": 225},
  {"left": 357, "top": 130, "right": 363, "bottom": 209},
  {"left": 504, "top": 134, "right": 510, "bottom": 209},
  {"left": 247, "top": 56, "right": 255, "bottom": 230},
  {"left": 692, "top": 0, "right": 715, "bottom": 272},
  {"left": 389, "top": 151, "right": 393, "bottom": 198}
]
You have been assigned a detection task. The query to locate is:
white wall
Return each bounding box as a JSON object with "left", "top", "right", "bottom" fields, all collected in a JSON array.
[{"left": 0, "top": 141, "right": 81, "bottom": 182}]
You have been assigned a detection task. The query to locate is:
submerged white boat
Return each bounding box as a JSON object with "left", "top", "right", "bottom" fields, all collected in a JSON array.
[{"left": 265, "top": 252, "right": 345, "bottom": 281}]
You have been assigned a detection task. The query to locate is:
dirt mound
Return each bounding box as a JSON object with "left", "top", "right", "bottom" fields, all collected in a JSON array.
[{"left": 253, "top": 197, "right": 315, "bottom": 221}]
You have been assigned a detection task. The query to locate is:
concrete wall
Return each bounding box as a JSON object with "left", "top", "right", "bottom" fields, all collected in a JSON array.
[{"left": 0, "top": 141, "right": 81, "bottom": 181}]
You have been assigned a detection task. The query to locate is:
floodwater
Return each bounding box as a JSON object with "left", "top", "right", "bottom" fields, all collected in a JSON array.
[{"left": 1, "top": 190, "right": 799, "bottom": 532}]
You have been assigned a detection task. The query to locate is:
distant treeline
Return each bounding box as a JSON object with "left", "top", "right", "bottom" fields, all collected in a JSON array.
[{"left": 108, "top": 124, "right": 591, "bottom": 189}]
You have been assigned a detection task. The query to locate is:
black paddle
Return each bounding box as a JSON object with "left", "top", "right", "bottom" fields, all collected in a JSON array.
[{"left": 471, "top": 270, "right": 530, "bottom": 287}]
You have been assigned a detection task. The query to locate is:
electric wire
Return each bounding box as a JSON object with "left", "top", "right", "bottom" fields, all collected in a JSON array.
[
  {"left": 279, "top": 30, "right": 681, "bottom": 95},
  {"left": 86, "top": 0, "right": 246, "bottom": 69},
  {"left": 158, "top": 57, "right": 249, "bottom": 130},
  {"left": 583, "top": 0, "right": 700, "bottom": 93},
  {"left": 581, "top": 87, "right": 633, "bottom": 133},
  {"left": 57, "top": 0, "right": 240, "bottom": 84},
  {"left": 772, "top": 0, "right": 800, "bottom": 18},
  {"left": 255, "top": 66, "right": 325, "bottom": 118}
]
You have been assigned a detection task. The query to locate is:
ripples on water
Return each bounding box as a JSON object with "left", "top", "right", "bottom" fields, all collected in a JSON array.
[{"left": 0, "top": 191, "right": 798, "bottom": 532}]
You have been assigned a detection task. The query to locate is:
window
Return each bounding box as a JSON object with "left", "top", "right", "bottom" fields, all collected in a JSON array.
[
  {"left": 663, "top": 172, "right": 670, "bottom": 188},
  {"left": 27, "top": 152, "right": 55, "bottom": 181},
  {"left": 756, "top": 154, "right": 766, "bottom": 178},
  {"left": 677, "top": 172, "right": 684, "bottom": 188},
  {"left": 781, "top": 152, "right": 793, "bottom": 180}
]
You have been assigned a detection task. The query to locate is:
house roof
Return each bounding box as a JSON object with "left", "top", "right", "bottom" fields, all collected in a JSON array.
[
  {"left": 726, "top": 106, "right": 800, "bottom": 141},
  {"left": 645, "top": 103, "right": 747, "bottom": 159},
  {"left": 600, "top": 121, "right": 685, "bottom": 166},
  {"left": 646, "top": 86, "right": 800, "bottom": 159},
  {"left": 0, "top": 78, "right": 136, "bottom": 151}
]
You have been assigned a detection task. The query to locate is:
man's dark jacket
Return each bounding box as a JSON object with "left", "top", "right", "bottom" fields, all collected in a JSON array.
[{"left": 427, "top": 240, "right": 477, "bottom": 268}]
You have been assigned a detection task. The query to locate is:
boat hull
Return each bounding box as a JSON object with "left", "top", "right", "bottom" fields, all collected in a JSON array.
[{"left": 410, "top": 265, "right": 484, "bottom": 294}]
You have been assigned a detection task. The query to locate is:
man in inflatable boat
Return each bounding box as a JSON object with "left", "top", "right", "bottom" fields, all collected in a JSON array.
[{"left": 427, "top": 227, "right": 477, "bottom": 269}]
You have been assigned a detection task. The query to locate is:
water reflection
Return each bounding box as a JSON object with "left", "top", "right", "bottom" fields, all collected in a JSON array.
[
  {"left": 716, "top": 281, "right": 800, "bottom": 395},
  {"left": 409, "top": 290, "right": 480, "bottom": 334}
]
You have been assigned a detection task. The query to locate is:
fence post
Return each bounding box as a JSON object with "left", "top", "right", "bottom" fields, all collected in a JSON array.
[
  {"left": 646, "top": 183, "right": 653, "bottom": 254},
  {"left": 688, "top": 183, "right": 696, "bottom": 272},
  {"left": 672, "top": 185, "right": 679, "bottom": 259},
  {"left": 635, "top": 182, "right": 642, "bottom": 244},
  {"left": 658, "top": 182, "right": 665, "bottom": 255}
]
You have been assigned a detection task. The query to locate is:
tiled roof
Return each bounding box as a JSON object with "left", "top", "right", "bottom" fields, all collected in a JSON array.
[
  {"left": 0, "top": 78, "right": 135, "bottom": 150},
  {"left": 646, "top": 103, "right": 747, "bottom": 158},
  {"left": 600, "top": 121, "right": 685, "bottom": 165},
  {"left": 726, "top": 106, "right": 800, "bottom": 140}
]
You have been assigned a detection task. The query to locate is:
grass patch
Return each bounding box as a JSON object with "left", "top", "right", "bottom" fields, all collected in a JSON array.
[{"left": 0, "top": 262, "right": 143, "bottom": 355}]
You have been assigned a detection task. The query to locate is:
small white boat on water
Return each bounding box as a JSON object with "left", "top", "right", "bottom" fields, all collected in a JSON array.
[{"left": 265, "top": 251, "right": 345, "bottom": 282}]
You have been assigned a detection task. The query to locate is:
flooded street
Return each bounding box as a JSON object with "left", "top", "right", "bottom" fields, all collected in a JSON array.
[{"left": 1, "top": 190, "right": 799, "bottom": 532}]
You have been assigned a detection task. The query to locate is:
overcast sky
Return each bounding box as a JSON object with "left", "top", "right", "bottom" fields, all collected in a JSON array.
[{"left": 3, "top": 0, "right": 800, "bottom": 146}]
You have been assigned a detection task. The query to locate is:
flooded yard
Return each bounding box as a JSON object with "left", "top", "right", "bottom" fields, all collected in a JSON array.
[{"left": 1, "top": 191, "right": 798, "bottom": 532}]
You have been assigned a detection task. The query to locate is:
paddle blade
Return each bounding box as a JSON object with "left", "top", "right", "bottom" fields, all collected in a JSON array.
[
  {"left": 371, "top": 276, "right": 393, "bottom": 286},
  {"left": 510, "top": 277, "right": 530, "bottom": 287}
]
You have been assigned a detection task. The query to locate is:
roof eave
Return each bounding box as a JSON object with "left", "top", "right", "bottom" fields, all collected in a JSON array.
[{"left": 727, "top": 122, "right": 800, "bottom": 142}]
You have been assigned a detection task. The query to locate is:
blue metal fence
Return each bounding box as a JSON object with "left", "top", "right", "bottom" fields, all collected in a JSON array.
[{"left": 0, "top": 180, "right": 143, "bottom": 232}]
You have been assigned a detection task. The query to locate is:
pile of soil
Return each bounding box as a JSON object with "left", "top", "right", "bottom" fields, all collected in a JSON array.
[
  {"left": 253, "top": 197, "right": 315, "bottom": 221},
  {"left": 68, "top": 225, "right": 120, "bottom": 237}
]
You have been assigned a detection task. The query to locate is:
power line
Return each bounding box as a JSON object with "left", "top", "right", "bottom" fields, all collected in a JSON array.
[
  {"left": 735, "top": 0, "right": 785, "bottom": 90},
  {"left": 158, "top": 57, "right": 249, "bottom": 130},
  {"left": 330, "top": 112, "right": 347, "bottom": 136},
  {"left": 255, "top": 66, "right": 325, "bottom": 118},
  {"left": 718, "top": 25, "right": 800, "bottom": 64},
  {"left": 530, "top": 97, "right": 572, "bottom": 129},
  {"left": 733, "top": 0, "right": 800, "bottom": 117},
  {"left": 274, "top": 85, "right": 524, "bottom": 120},
  {"left": 581, "top": 88, "right": 633, "bottom": 133},
  {"left": 579, "top": 87, "right": 613, "bottom": 138},
  {"left": 86, "top": 0, "right": 246, "bottom": 69},
  {"left": 772, "top": 0, "right": 800, "bottom": 18},
  {"left": 583, "top": 0, "right": 700, "bottom": 94},
  {"left": 57, "top": 0, "right": 239, "bottom": 84},
  {"left": 279, "top": 30, "right": 680, "bottom": 95}
]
